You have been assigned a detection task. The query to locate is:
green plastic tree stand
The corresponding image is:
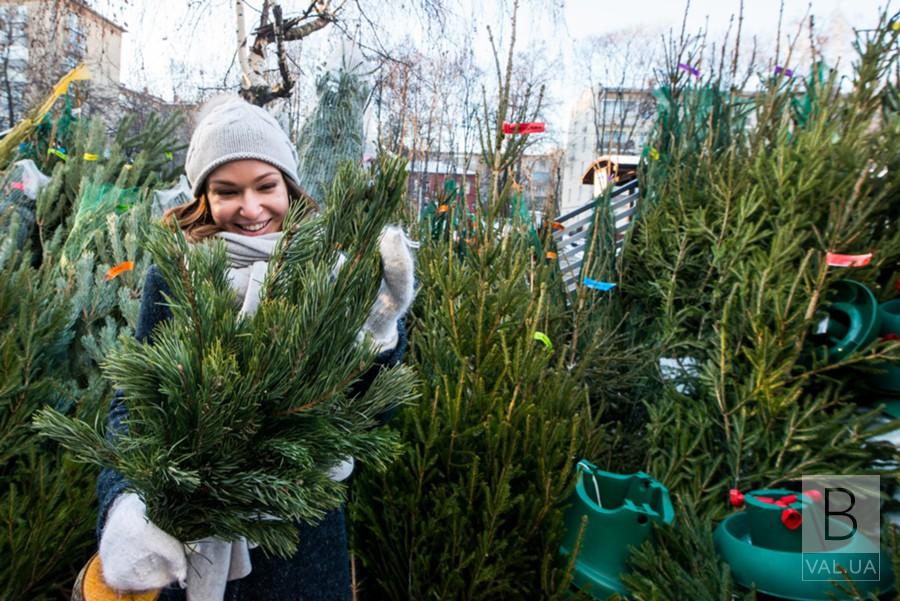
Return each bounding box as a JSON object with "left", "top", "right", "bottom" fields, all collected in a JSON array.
[
  {"left": 714, "top": 489, "right": 895, "bottom": 600},
  {"left": 814, "top": 280, "right": 881, "bottom": 362},
  {"left": 871, "top": 299, "right": 900, "bottom": 393},
  {"left": 559, "top": 460, "right": 674, "bottom": 599}
]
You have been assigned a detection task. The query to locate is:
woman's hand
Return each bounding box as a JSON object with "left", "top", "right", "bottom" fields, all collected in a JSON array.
[{"left": 99, "top": 493, "right": 188, "bottom": 591}]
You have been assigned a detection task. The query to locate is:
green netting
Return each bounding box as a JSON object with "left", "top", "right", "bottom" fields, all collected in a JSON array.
[
  {"left": 296, "top": 69, "right": 370, "bottom": 205},
  {"left": 60, "top": 182, "right": 144, "bottom": 267}
]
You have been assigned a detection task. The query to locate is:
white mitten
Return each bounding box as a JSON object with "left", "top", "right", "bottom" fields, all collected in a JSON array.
[
  {"left": 358, "top": 225, "right": 417, "bottom": 353},
  {"left": 327, "top": 456, "right": 355, "bottom": 482},
  {"left": 99, "top": 493, "right": 188, "bottom": 591}
]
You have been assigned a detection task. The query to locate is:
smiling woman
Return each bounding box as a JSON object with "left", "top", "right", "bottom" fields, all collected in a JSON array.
[
  {"left": 162, "top": 94, "right": 317, "bottom": 241},
  {"left": 90, "top": 94, "right": 417, "bottom": 601}
]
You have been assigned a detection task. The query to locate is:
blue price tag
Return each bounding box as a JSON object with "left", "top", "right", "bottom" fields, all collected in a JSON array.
[{"left": 583, "top": 278, "right": 616, "bottom": 291}]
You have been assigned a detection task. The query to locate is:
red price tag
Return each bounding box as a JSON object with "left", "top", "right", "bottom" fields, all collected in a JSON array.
[
  {"left": 502, "top": 122, "right": 545, "bottom": 134},
  {"left": 826, "top": 252, "right": 872, "bottom": 267}
]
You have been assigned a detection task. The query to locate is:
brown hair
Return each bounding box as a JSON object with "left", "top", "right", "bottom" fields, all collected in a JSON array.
[{"left": 163, "top": 176, "right": 318, "bottom": 242}]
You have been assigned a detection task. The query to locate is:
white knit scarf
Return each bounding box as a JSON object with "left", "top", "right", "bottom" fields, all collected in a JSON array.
[{"left": 216, "top": 231, "right": 282, "bottom": 318}]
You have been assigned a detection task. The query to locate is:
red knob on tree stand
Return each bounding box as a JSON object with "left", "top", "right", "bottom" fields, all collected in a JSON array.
[
  {"left": 775, "top": 494, "right": 798, "bottom": 507},
  {"left": 729, "top": 488, "right": 745, "bottom": 508},
  {"left": 781, "top": 508, "right": 802, "bottom": 530}
]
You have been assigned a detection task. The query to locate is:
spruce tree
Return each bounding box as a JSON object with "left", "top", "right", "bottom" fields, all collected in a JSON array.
[{"left": 588, "top": 15, "right": 900, "bottom": 598}]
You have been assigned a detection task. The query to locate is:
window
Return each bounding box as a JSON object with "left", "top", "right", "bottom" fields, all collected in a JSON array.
[{"left": 532, "top": 171, "right": 550, "bottom": 185}]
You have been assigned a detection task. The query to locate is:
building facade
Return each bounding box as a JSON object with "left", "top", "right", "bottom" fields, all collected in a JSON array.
[
  {"left": 0, "top": 0, "right": 123, "bottom": 128},
  {"left": 560, "top": 87, "right": 656, "bottom": 216}
]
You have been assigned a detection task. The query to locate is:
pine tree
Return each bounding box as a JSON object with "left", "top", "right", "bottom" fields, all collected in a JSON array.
[{"left": 35, "top": 156, "right": 418, "bottom": 558}]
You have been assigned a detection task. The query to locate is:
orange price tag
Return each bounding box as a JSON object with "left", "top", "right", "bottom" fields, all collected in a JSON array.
[
  {"left": 105, "top": 261, "right": 135, "bottom": 281},
  {"left": 545, "top": 251, "right": 557, "bottom": 260},
  {"left": 550, "top": 222, "right": 564, "bottom": 231},
  {"left": 436, "top": 204, "right": 449, "bottom": 214}
]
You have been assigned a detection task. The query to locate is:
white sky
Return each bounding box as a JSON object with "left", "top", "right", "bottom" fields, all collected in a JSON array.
[{"left": 90, "top": 0, "right": 892, "bottom": 139}]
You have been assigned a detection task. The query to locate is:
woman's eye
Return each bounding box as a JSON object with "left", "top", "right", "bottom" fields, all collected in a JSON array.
[
  {"left": 260, "top": 184, "right": 276, "bottom": 191},
  {"left": 216, "top": 190, "right": 237, "bottom": 197}
]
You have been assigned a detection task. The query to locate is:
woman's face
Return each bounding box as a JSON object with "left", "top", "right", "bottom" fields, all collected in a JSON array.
[{"left": 206, "top": 159, "right": 290, "bottom": 236}]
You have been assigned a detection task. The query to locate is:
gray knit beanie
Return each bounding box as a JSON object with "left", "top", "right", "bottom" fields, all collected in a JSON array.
[{"left": 185, "top": 94, "right": 301, "bottom": 197}]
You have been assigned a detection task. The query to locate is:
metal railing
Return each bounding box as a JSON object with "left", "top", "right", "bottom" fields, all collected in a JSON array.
[{"left": 551, "top": 180, "right": 639, "bottom": 295}]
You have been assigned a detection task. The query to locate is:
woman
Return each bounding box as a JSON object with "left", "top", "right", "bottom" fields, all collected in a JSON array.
[{"left": 94, "top": 95, "right": 415, "bottom": 601}]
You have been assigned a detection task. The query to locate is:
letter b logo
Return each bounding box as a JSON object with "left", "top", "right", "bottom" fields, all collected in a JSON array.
[{"left": 825, "top": 487, "right": 857, "bottom": 541}]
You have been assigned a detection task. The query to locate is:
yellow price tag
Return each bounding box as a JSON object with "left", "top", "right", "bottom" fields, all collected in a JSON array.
[
  {"left": 47, "top": 147, "right": 68, "bottom": 160},
  {"left": 649, "top": 147, "right": 660, "bottom": 161},
  {"left": 533, "top": 331, "right": 552, "bottom": 351},
  {"left": 83, "top": 153, "right": 99, "bottom": 161}
]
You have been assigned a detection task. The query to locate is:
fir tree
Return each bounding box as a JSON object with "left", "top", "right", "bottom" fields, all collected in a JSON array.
[
  {"left": 350, "top": 4, "right": 624, "bottom": 596},
  {"left": 0, "top": 238, "right": 96, "bottom": 601}
]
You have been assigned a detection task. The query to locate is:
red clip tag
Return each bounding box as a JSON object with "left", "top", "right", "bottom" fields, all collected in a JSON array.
[
  {"left": 502, "top": 122, "right": 545, "bottom": 135},
  {"left": 826, "top": 252, "right": 872, "bottom": 267},
  {"left": 754, "top": 496, "right": 775, "bottom": 504},
  {"left": 781, "top": 508, "right": 802, "bottom": 530},
  {"left": 729, "top": 489, "right": 745, "bottom": 508}
]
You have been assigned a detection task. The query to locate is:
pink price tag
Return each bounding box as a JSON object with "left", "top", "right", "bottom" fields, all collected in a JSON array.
[
  {"left": 826, "top": 252, "right": 873, "bottom": 267},
  {"left": 10, "top": 182, "right": 24, "bottom": 191}
]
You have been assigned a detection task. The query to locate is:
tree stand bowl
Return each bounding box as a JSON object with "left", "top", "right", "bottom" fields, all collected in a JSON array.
[
  {"left": 871, "top": 299, "right": 900, "bottom": 393},
  {"left": 714, "top": 489, "right": 895, "bottom": 600},
  {"left": 817, "top": 280, "right": 881, "bottom": 362},
  {"left": 559, "top": 460, "right": 674, "bottom": 599}
]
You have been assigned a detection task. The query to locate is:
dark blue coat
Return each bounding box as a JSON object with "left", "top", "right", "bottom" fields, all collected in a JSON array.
[{"left": 96, "top": 265, "right": 407, "bottom": 601}]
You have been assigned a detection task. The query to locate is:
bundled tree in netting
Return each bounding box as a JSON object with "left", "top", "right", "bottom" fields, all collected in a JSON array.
[
  {"left": 35, "top": 156, "right": 418, "bottom": 557},
  {"left": 576, "top": 12, "right": 900, "bottom": 598},
  {"left": 295, "top": 41, "right": 371, "bottom": 205}
]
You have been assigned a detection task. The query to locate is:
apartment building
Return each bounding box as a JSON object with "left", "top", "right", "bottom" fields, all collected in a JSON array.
[
  {"left": 0, "top": 0, "right": 123, "bottom": 127},
  {"left": 560, "top": 86, "right": 655, "bottom": 215}
]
